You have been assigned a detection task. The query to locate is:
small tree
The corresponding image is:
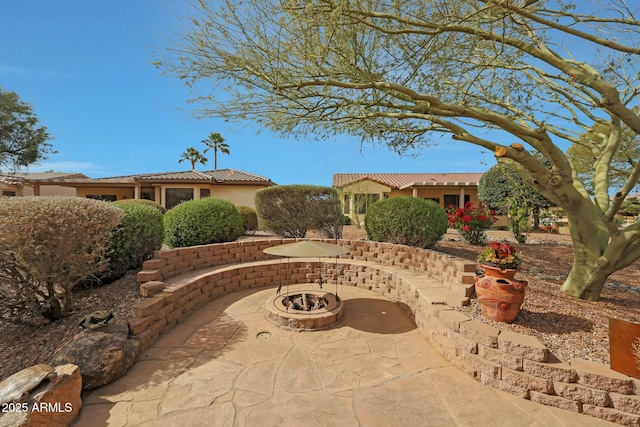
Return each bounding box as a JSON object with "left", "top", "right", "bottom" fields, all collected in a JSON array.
[
  {"left": 255, "top": 185, "right": 343, "bottom": 238},
  {"left": 178, "top": 147, "right": 208, "bottom": 170},
  {"left": 201, "top": 132, "right": 230, "bottom": 170},
  {"left": 0, "top": 197, "right": 123, "bottom": 321},
  {"left": 0, "top": 86, "right": 55, "bottom": 168}
]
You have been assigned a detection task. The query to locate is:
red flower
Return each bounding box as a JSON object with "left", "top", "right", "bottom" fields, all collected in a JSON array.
[
  {"left": 461, "top": 215, "right": 473, "bottom": 223},
  {"left": 462, "top": 225, "right": 470, "bottom": 232}
]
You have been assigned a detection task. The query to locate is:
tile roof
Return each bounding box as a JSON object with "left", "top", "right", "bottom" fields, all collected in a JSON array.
[
  {"left": 18, "top": 169, "right": 274, "bottom": 185},
  {"left": 332, "top": 173, "right": 483, "bottom": 188},
  {"left": 0, "top": 172, "right": 87, "bottom": 185}
]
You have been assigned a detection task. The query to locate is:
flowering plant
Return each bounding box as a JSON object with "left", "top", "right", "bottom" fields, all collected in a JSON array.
[
  {"left": 477, "top": 241, "right": 522, "bottom": 269},
  {"left": 447, "top": 201, "right": 497, "bottom": 245}
]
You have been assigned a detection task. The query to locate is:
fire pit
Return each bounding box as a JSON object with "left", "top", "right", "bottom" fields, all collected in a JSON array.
[{"left": 265, "top": 288, "right": 343, "bottom": 330}]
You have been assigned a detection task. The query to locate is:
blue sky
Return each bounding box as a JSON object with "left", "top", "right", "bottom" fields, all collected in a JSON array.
[{"left": 1, "top": 0, "right": 497, "bottom": 186}]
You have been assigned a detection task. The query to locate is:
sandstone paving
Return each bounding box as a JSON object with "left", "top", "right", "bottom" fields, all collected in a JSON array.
[{"left": 76, "top": 285, "right": 617, "bottom": 427}]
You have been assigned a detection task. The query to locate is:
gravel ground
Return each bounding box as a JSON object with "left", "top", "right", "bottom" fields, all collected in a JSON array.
[{"left": 1, "top": 228, "right": 638, "bottom": 381}]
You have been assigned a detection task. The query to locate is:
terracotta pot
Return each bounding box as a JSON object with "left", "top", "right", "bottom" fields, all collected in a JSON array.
[
  {"left": 479, "top": 264, "right": 518, "bottom": 281},
  {"left": 475, "top": 272, "right": 527, "bottom": 324}
]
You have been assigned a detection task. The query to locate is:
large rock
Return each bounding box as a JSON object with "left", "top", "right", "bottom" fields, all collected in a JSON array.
[
  {"left": 48, "top": 322, "right": 140, "bottom": 390},
  {"left": 0, "top": 364, "right": 82, "bottom": 427}
]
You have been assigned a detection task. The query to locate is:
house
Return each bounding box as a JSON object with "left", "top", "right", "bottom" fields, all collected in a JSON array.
[
  {"left": 16, "top": 169, "right": 275, "bottom": 209},
  {"left": 0, "top": 172, "right": 88, "bottom": 197},
  {"left": 333, "top": 172, "right": 484, "bottom": 224}
]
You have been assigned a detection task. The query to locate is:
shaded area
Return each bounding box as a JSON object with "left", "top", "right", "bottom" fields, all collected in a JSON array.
[{"left": 339, "top": 298, "right": 416, "bottom": 334}]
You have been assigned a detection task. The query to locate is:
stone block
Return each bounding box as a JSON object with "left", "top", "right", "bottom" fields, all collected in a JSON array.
[
  {"left": 127, "top": 315, "right": 155, "bottom": 335},
  {"left": 140, "top": 281, "right": 165, "bottom": 297},
  {"left": 436, "top": 310, "right": 470, "bottom": 332},
  {"left": 610, "top": 392, "right": 640, "bottom": 415},
  {"left": 26, "top": 364, "right": 83, "bottom": 427},
  {"left": 498, "top": 330, "right": 548, "bottom": 362},
  {"left": 480, "top": 373, "right": 529, "bottom": 399},
  {"left": 131, "top": 298, "right": 165, "bottom": 318},
  {"left": 446, "top": 329, "right": 478, "bottom": 355},
  {"left": 142, "top": 258, "right": 166, "bottom": 270},
  {"left": 461, "top": 351, "right": 501, "bottom": 379},
  {"left": 523, "top": 355, "right": 577, "bottom": 382},
  {"left": 478, "top": 344, "right": 523, "bottom": 371},
  {"left": 571, "top": 357, "right": 635, "bottom": 394},
  {"left": 502, "top": 367, "right": 554, "bottom": 394},
  {"left": 582, "top": 404, "right": 640, "bottom": 427},
  {"left": 553, "top": 381, "right": 610, "bottom": 406},
  {"left": 459, "top": 320, "right": 499, "bottom": 348},
  {"left": 529, "top": 391, "right": 581, "bottom": 413},
  {"left": 136, "top": 269, "right": 161, "bottom": 283}
]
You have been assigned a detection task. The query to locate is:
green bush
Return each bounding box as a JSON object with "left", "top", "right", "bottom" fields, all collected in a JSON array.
[
  {"left": 112, "top": 198, "right": 167, "bottom": 214},
  {"left": 0, "top": 197, "right": 123, "bottom": 321},
  {"left": 237, "top": 205, "right": 258, "bottom": 234},
  {"left": 255, "top": 185, "right": 343, "bottom": 238},
  {"left": 104, "top": 201, "right": 165, "bottom": 280},
  {"left": 164, "top": 198, "right": 244, "bottom": 248},
  {"left": 365, "top": 196, "right": 448, "bottom": 248}
]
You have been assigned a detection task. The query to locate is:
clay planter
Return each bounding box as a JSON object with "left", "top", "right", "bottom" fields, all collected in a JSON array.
[{"left": 475, "top": 265, "right": 527, "bottom": 323}]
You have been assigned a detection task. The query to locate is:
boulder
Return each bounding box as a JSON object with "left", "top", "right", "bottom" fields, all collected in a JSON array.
[
  {"left": 0, "top": 364, "right": 82, "bottom": 427},
  {"left": 48, "top": 322, "right": 140, "bottom": 390}
]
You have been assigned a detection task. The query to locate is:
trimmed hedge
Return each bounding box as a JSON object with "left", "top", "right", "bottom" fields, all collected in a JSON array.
[
  {"left": 237, "top": 206, "right": 258, "bottom": 234},
  {"left": 112, "top": 198, "right": 167, "bottom": 214},
  {"left": 255, "top": 185, "right": 343, "bottom": 238},
  {"left": 106, "top": 201, "right": 165, "bottom": 280},
  {"left": 0, "top": 196, "right": 123, "bottom": 321},
  {"left": 365, "top": 196, "right": 448, "bottom": 248},
  {"left": 164, "top": 198, "right": 244, "bottom": 248}
]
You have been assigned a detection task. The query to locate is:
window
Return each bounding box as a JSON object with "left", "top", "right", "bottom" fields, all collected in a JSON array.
[
  {"left": 354, "top": 193, "right": 379, "bottom": 214},
  {"left": 443, "top": 194, "right": 470, "bottom": 209},
  {"left": 86, "top": 194, "right": 117, "bottom": 202},
  {"left": 2, "top": 191, "right": 16, "bottom": 197},
  {"left": 165, "top": 188, "right": 194, "bottom": 209},
  {"left": 425, "top": 197, "right": 440, "bottom": 205},
  {"left": 200, "top": 188, "right": 211, "bottom": 199}
]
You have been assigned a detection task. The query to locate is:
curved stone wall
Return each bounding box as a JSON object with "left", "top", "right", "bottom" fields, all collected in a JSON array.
[{"left": 132, "top": 239, "right": 640, "bottom": 426}]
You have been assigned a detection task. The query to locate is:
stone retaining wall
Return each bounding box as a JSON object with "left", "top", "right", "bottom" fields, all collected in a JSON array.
[{"left": 133, "top": 239, "right": 640, "bottom": 426}]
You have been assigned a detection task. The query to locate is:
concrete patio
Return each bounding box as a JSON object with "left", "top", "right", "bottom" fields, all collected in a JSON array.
[{"left": 76, "top": 285, "right": 616, "bottom": 426}]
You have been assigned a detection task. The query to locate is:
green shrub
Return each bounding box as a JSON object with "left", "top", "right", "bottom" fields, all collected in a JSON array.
[
  {"left": 237, "top": 205, "right": 258, "bottom": 234},
  {"left": 255, "top": 185, "right": 343, "bottom": 238},
  {"left": 0, "top": 196, "right": 123, "bottom": 321},
  {"left": 112, "top": 198, "right": 167, "bottom": 214},
  {"left": 105, "top": 201, "right": 165, "bottom": 280},
  {"left": 365, "top": 196, "right": 448, "bottom": 248},
  {"left": 164, "top": 198, "right": 243, "bottom": 248},
  {"left": 343, "top": 215, "right": 351, "bottom": 225}
]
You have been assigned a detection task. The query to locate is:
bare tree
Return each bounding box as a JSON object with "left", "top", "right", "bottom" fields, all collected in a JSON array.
[{"left": 155, "top": 0, "right": 640, "bottom": 301}]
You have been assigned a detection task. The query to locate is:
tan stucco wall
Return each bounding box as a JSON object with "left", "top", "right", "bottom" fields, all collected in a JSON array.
[
  {"left": 23, "top": 185, "right": 76, "bottom": 197},
  {"left": 210, "top": 185, "right": 264, "bottom": 208},
  {"left": 76, "top": 187, "right": 135, "bottom": 200},
  {"left": 0, "top": 183, "right": 22, "bottom": 196}
]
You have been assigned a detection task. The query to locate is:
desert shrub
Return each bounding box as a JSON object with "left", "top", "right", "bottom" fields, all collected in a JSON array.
[
  {"left": 255, "top": 185, "right": 343, "bottom": 238},
  {"left": 0, "top": 196, "right": 123, "bottom": 322},
  {"left": 237, "top": 205, "right": 258, "bottom": 234},
  {"left": 365, "top": 197, "right": 448, "bottom": 248},
  {"left": 164, "top": 197, "right": 243, "bottom": 248},
  {"left": 112, "top": 198, "right": 167, "bottom": 214},
  {"left": 343, "top": 215, "right": 351, "bottom": 225},
  {"left": 103, "top": 201, "right": 165, "bottom": 280}
]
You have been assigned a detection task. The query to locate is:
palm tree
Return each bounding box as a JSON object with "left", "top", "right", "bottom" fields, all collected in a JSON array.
[
  {"left": 201, "top": 132, "right": 230, "bottom": 170},
  {"left": 178, "top": 147, "right": 208, "bottom": 170}
]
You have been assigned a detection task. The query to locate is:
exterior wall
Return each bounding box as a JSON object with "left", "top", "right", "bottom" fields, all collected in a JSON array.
[
  {"left": 23, "top": 185, "right": 76, "bottom": 197},
  {"left": 76, "top": 187, "right": 135, "bottom": 200},
  {"left": 0, "top": 183, "right": 22, "bottom": 197},
  {"left": 337, "top": 179, "right": 481, "bottom": 224},
  {"left": 210, "top": 184, "right": 264, "bottom": 208},
  {"left": 133, "top": 239, "right": 640, "bottom": 426}
]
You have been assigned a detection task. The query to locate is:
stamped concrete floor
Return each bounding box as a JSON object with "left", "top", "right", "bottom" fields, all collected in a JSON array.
[{"left": 76, "top": 285, "right": 615, "bottom": 427}]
